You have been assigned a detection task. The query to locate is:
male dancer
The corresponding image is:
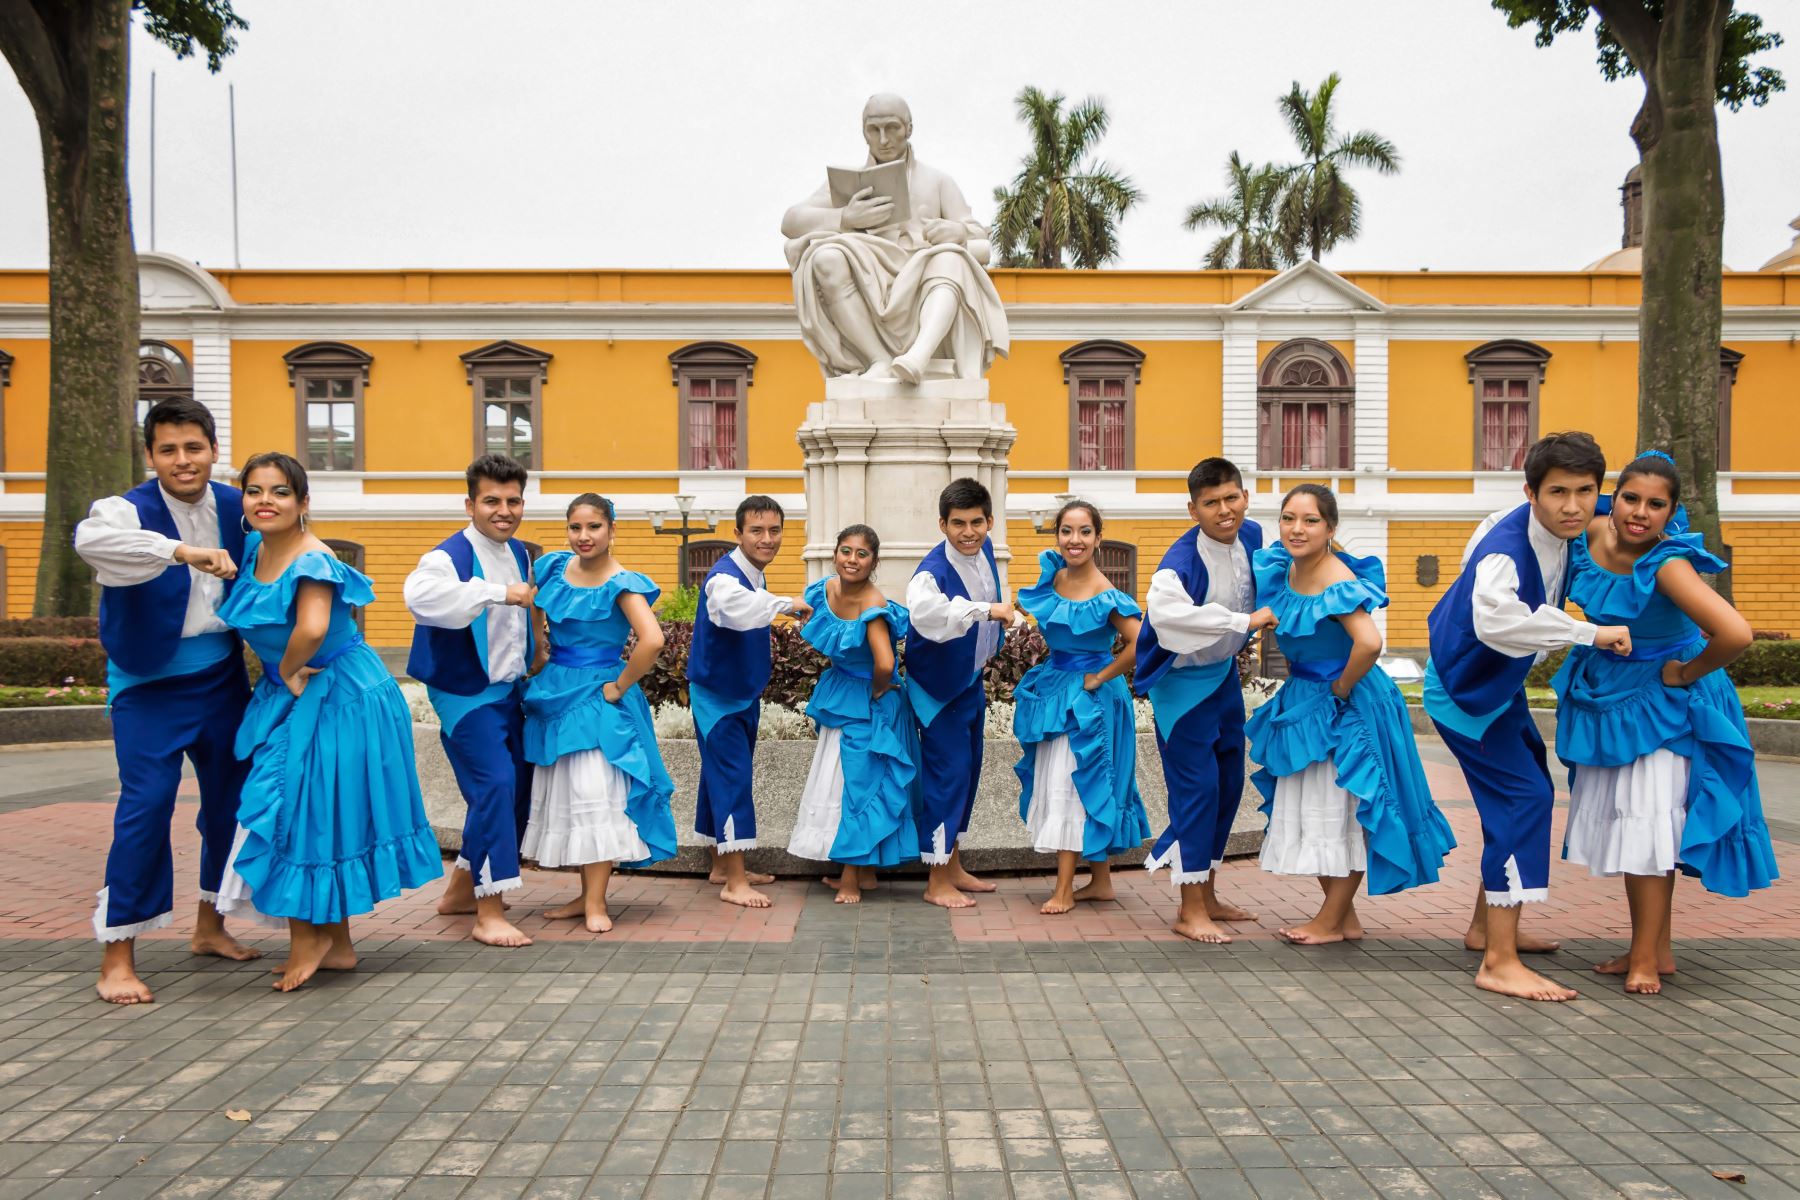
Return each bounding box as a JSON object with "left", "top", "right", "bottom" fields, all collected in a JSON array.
[
  {"left": 76, "top": 397, "right": 258, "bottom": 1003},
  {"left": 688, "top": 496, "right": 810, "bottom": 908},
  {"left": 906, "top": 478, "right": 1014, "bottom": 908},
  {"left": 405, "top": 454, "right": 538, "bottom": 948},
  {"left": 1425, "top": 431, "right": 1630, "bottom": 1002},
  {"left": 1137, "top": 458, "right": 1277, "bottom": 943}
]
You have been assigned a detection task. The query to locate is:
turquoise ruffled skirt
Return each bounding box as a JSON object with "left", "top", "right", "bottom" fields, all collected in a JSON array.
[
  {"left": 1246, "top": 672, "right": 1455, "bottom": 895},
  {"left": 522, "top": 659, "right": 678, "bottom": 869},
  {"left": 1012, "top": 664, "right": 1151, "bottom": 862},
  {"left": 1553, "top": 643, "right": 1777, "bottom": 896},
  {"left": 791, "top": 667, "right": 921, "bottom": 867},
  {"left": 220, "top": 644, "right": 442, "bottom": 924}
]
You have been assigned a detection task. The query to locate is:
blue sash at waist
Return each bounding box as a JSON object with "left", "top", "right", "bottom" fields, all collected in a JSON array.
[
  {"left": 1049, "top": 649, "right": 1114, "bottom": 675},
  {"left": 832, "top": 663, "right": 874, "bottom": 681},
  {"left": 1284, "top": 656, "right": 1345, "bottom": 683},
  {"left": 259, "top": 634, "right": 363, "bottom": 684},
  {"left": 548, "top": 643, "right": 627, "bottom": 669},
  {"left": 1614, "top": 632, "right": 1703, "bottom": 663}
]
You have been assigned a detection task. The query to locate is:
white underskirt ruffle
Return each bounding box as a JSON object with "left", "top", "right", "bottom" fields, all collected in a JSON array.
[
  {"left": 1024, "top": 736, "right": 1087, "bottom": 854},
  {"left": 1564, "top": 747, "right": 1689, "bottom": 878},
  {"left": 521, "top": 748, "right": 651, "bottom": 868},
  {"left": 788, "top": 726, "right": 846, "bottom": 861},
  {"left": 1258, "top": 759, "right": 1366, "bottom": 878}
]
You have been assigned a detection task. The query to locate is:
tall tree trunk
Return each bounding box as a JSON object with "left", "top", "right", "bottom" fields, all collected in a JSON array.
[
  {"left": 27, "top": 1, "right": 140, "bottom": 615},
  {"left": 1629, "top": 0, "right": 1731, "bottom": 596}
]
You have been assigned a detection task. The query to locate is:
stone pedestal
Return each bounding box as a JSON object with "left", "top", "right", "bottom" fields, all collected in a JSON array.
[{"left": 797, "top": 376, "right": 1017, "bottom": 591}]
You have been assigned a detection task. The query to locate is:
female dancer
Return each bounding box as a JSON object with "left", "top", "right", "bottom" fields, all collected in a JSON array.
[
  {"left": 214, "top": 453, "right": 442, "bottom": 991},
  {"left": 1554, "top": 451, "right": 1778, "bottom": 993},
  {"left": 1247, "top": 484, "right": 1455, "bottom": 943},
  {"left": 1014, "top": 500, "right": 1152, "bottom": 915},
  {"left": 522, "top": 494, "right": 678, "bottom": 933},
  {"left": 788, "top": 524, "right": 920, "bottom": 903}
]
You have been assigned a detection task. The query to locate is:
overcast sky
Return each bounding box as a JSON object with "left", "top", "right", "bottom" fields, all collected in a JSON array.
[{"left": 2, "top": 0, "right": 1797, "bottom": 274}]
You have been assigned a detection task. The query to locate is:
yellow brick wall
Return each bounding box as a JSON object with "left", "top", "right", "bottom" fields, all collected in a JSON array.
[
  {"left": 1722, "top": 522, "right": 1800, "bottom": 637},
  {"left": 1386, "top": 520, "right": 1480, "bottom": 650}
]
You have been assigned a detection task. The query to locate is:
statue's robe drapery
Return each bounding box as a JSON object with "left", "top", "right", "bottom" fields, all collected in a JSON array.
[{"left": 783, "top": 151, "right": 1010, "bottom": 378}]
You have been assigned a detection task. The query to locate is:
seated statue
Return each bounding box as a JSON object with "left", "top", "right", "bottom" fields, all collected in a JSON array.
[{"left": 781, "top": 93, "right": 1010, "bottom": 383}]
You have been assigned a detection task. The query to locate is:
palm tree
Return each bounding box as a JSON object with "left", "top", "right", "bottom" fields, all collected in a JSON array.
[
  {"left": 1184, "top": 152, "right": 1293, "bottom": 270},
  {"left": 991, "top": 87, "right": 1142, "bottom": 269},
  {"left": 1274, "top": 73, "right": 1400, "bottom": 262}
]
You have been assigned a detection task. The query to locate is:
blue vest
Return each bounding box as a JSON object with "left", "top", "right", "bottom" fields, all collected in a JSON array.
[
  {"left": 1134, "top": 520, "right": 1262, "bottom": 696},
  {"left": 96, "top": 480, "right": 245, "bottom": 676},
  {"left": 405, "top": 532, "right": 534, "bottom": 695},
  {"left": 903, "top": 538, "right": 1001, "bottom": 703},
  {"left": 687, "top": 553, "right": 772, "bottom": 703},
  {"left": 1427, "top": 503, "right": 1559, "bottom": 714}
]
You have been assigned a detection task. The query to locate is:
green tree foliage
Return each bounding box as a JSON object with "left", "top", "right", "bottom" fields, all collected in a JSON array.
[
  {"left": 1273, "top": 73, "right": 1400, "bottom": 263},
  {"left": 1491, "top": 1, "right": 1784, "bottom": 594},
  {"left": 1183, "top": 151, "right": 1294, "bottom": 270},
  {"left": 991, "top": 86, "right": 1143, "bottom": 269},
  {"left": 0, "top": 0, "right": 245, "bottom": 615}
]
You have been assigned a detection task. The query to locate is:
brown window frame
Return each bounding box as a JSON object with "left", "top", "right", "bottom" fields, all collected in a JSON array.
[
  {"left": 285, "top": 342, "right": 373, "bottom": 473},
  {"left": 1257, "top": 339, "right": 1355, "bottom": 472},
  {"left": 138, "top": 340, "right": 193, "bottom": 429},
  {"left": 1465, "top": 340, "right": 1551, "bottom": 472},
  {"left": 1060, "top": 339, "right": 1143, "bottom": 472},
  {"left": 1718, "top": 346, "right": 1743, "bottom": 471},
  {"left": 670, "top": 342, "right": 756, "bottom": 472},
  {"left": 683, "top": 539, "right": 734, "bottom": 588},
  {"left": 321, "top": 539, "right": 367, "bottom": 632},
  {"left": 461, "top": 341, "right": 551, "bottom": 470},
  {"left": 0, "top": 347, "right": 11, "bottom": 469},
  {"left": 1096, "top": 539, "right": 1138, "bottom": 596}
]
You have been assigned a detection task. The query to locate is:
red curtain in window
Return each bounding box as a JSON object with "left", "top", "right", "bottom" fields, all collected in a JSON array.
[{"left": 713, "top": 402, "right": 738, "bottom": 470}]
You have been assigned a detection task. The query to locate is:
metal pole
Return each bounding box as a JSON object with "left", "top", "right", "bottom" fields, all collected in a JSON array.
[
  {"left": 678, "top": 525, "right": 690, "bottom": 589},
  {"left": 148, "top": 72, "right": 156, "bottom": 251},
  {"left": 228, "top": 84, "right": 241, "bottom": 268}
]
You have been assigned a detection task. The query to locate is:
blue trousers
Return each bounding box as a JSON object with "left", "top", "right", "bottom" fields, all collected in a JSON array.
[
  {"left": 914, "top": 677, "right": 986, "bottom": 865},
  {"left": 695, "top": 701, "right": 759, "bottom": 851},
  {"left": 440, "top": 694, "right": 531, "bottom": 896},
  {"left": 1144, "top": 671, "right": 1244, "bottom": 884},
  {"left": 97, "top": 652, "right": 251, "bottom": 941},
  {"left": 1433, "top": 695, "right": 1553, "bottom": 906}
]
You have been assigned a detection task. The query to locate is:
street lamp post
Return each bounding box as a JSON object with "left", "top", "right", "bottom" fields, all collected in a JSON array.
[{"left": 651, "top": 494, "right": 716, "bottom": 588}]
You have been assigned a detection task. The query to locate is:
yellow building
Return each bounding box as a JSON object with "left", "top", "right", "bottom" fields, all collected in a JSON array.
[{"left": 1, "top": 248, "right": 1796, "bottom": 651}]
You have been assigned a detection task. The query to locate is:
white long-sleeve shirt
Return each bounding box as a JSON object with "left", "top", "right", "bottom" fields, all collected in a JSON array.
[
  {"left": 73, "top": 486, "right": 228, "bottom": 637},
  {"left": 1146, "top": 529, "right": 1253, "bottom": 667},
  {"left": 703, "top": 548, "right": 794, "bottom": 630},
  {"left": 906, "top": 540, "right": 1002, "bottom": 676},
  {"left": 403, "top": 525, "right": 531, "bottom": 684},
  {"left": 1462, "top": 507, "right": 1598, "bottom": 661}
]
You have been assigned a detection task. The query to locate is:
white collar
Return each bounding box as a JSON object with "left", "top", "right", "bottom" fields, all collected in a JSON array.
[
  {"left": 158, "top": 483, "right": 211, "bottom": 514},
  {"left": 1525, "top": 511, "right": 1569, "bottom": 561},
  {"left": 1194, "top": 528, "right": 1240, "bottom": 558},
  {"left": 729, "top": 547, "right": 766, "bottom": 588},
  {"left": 462, "top": 522, "right": 514, "bottom": 556},
  {"left": 943, "top": 537, "right": 988, "bottom": 566}
]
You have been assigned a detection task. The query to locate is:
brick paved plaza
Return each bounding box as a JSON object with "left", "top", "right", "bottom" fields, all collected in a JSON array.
[{"left": 2, "top": 743, "right": 1798, "bottom": 1200}]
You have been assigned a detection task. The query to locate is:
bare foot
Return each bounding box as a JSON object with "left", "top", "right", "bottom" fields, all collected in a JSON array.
[
  {"left": 275, "top": 924, "right": 334, "bottom": 993},
  {"left": 922, "top": 883, "right": 976, "bottom": 909},
  {"left": 823, "top": 870, "right": 878, "bottom": 891},
  {"left": 1465, "top": 927, "right": 1560, "bottom": 954},
  {"left": 834, "top": 882, "right": 863, "bottom": 905},
  {"left": 1040, "top": 890, "right": 1076, "bottom": 916},
  {"left": 472, "top": 913, "right": 534, "bottom": 948},
  {"left": 1072, "top": 877, "right": 1116, "bottom": 902},
  {"left": 191, "top": 930, "right": 263, "bottom": 961},
  {"left": 541, "top": 896, "right": 585, "bottom": 921},
  {"left": 1172, "top": 916, "right": 1233, "bottom": 944},
  {"left": 1278, "top": 920, "right": 1347, "bottom": 946},
  {"left": 712, "top": 870, "right": 775, "bottom": 886},
  {"left": 1474, "top": 960, "right": 1578, "bottom": 1002},
  {"left": 438, "top": 878, "right": 511, "bottom": 916},
  {"left": 720, "top": 884, "right": 772, "bottom": 909},
  {"left": 268, "top": 945, "right": 358, "bottom": 974},
  {"left": 1594, "top": 952, "right": 1677, "bottom": 976},
  {"left": 1624, "top": 967, "right": 1663, "bottom": 994},
  {"left": 1207, "top": 898, "right": 1256, "bottom": 922},
  {"left": 1342, "top": 909, "right": 1365, "bottom": 941},
  {"left": 948, "top": 869, "right": 997, "bottom": 893},
  {"left": 584, "top": 906, "right": 614, "bottom": 934},
  {"left": 97, "top": 954, "right": 154, "bottom": 1005}
]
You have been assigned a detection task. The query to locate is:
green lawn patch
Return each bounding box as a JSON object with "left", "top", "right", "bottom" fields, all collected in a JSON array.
[{"left": 0, "top": 685, "right": 108, "bottom": 709}]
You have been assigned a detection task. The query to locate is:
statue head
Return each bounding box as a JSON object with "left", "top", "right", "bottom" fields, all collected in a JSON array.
[{"left": 861, "top": 93, "right": 913, "bottom": 164}]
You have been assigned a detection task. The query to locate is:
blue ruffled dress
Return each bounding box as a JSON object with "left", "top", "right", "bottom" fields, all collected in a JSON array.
[
  {"left": 1552, "top": 533, "right": 1777, "bottom": 895},
  {"left": 1012, "top": 551, "right": 1152, "bottom": 861},
  {"left": 1246, "top": 547, "right": 1455, "bottom": 895},
  {"left": 519, "top": 554, "right": 677, "bottom": 870},
  {"left": 214, "top": 539, "right": 442, "bottom": 925},
  {"left": 787, "top": 577, "right": 921, "bottom": 867}
]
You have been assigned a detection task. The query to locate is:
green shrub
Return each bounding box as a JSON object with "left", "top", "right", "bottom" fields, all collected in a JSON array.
[
  {"left": 1526, "top": 648, "right": 1568, "bottom": 688},
  {"left": 0, "top": 616, "right": 100, "bottom": 638},
  {"left": 1729, "top": 638, "right": 1800, "bottom": 687},
  {"left": 0, "top": 637, "right": 109, "bottom": 686},
  {"left": 657, "top": 585, "right": 700, "bottom": 623}
]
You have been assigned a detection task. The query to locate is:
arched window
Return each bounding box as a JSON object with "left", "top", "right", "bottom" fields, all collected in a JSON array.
[
  {"left": 1097, "top": 540, "right": 1137, "bottom": 596},
  {"left": 321, "top": 539, "right": 366, "bottom": 632},
  {"left": 138, "top": 341, "right": 192, "bottom": 426},
  {"left": 285, "top": 342, "right": 373, "bottom": 472},
  {"left": 1718, "top": 346, "right": 1743, "bottom": 471},
  {"left": 1465, "top": 340, "right": 1551, "bottom": 471},
  {"left": 462, "top": 340, "right": 550, "bottom": 469},
  {"left": 683, "top": 539, "right": 733, "bottom": 588},
  {"left": 1257, "top": 339, "right": 1353, "bottom": 471},
  {"left": 670, "top": 342, "right": 755, "bottom": 471},
  {"left": 1061, "top": 340, "right": 1143, "bottom": 471}
]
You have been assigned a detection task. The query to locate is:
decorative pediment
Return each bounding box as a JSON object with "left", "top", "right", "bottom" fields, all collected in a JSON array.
[
  {"left": 282, "top": 341, "right": 373, "bottom": 387},
  {"left": 1465, "top": 339, "right": 1552, "bottom": 382},
  {"left": 137, "top": 251, "right": 233, "bottom": 311},
  {"left": 1059, "top": 339, "right": 1145, "bottom": 384},
  {"left": 668, "top": 341, "right": 757, "bottom": 387},
  {"left": 1230, "top": 259, "right": 1385, "bottom": 315},
  {"left": 459, "top": 340, "right": 552, "bottom": 383}
]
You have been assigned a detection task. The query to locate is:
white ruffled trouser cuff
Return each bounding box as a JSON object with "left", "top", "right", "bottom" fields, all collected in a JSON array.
[{"left": 91, "top": 888, "right": 174, "bottom": 943}]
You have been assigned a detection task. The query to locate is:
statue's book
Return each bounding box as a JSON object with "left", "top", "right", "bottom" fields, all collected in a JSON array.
[{"left": 826, "top": 161, "right": 912, "bottom": 225}]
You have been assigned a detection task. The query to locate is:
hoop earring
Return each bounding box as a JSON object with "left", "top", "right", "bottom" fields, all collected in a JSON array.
[{"left": 240, "top": 515, "right": 254, "bottom": 535}]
